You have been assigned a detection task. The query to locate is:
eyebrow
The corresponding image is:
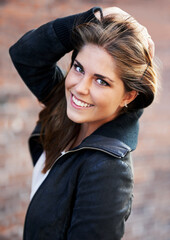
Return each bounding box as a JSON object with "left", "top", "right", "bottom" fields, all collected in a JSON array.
[
  {"left": 94, "top": 74, "right": 114, "bottom": 83},
  {"left": 74, "top": 60, "right": 84, "bottom": 71},
  {"left": 74, "top": 59, "right": 114, "bottom": 83}
]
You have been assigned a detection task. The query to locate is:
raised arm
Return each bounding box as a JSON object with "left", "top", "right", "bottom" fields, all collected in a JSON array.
[{"left": 9, "top": 7, "right": 102, "bottom": 104}]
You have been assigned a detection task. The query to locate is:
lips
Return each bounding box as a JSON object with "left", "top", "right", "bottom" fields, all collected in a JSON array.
[{"left": 71, "top": 94, "right": 94, "bottom": 108}]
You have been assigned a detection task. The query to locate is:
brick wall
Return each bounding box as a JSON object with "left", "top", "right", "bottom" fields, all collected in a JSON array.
[{"left": 0, "top": 0, "right": 169, "bottom": 239}]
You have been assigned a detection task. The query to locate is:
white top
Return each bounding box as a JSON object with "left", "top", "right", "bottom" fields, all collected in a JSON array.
[{"left": 30, "top": 150, "right": 66, "bottom": 200}]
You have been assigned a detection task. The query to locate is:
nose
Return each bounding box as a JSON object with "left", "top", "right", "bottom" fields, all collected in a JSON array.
[{"left": 75, "top": 76, "right": 91, "bottom": 95}]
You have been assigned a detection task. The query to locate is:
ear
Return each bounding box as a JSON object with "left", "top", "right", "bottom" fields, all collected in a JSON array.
[{"left": 120, "top": 90, "right": 138, "bottom": 107}]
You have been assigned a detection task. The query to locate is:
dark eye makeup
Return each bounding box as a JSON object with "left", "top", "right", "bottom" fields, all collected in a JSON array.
[
  {"left": 73, "top": 62, "right": 84, "bottom": 74},
  {"left": 73, "top": 60, "right": 110, "bottom": 87},
  {"left": 96, "top": 79, "right": 110, "bottom": 86}
]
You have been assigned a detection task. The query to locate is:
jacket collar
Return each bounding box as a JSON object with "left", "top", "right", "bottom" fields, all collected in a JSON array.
[
  {"left": 77, "top": 135, "right": 131, "bottom": 158},
  {"left": 30, "top": 109, "right": 143, "bottom": 161},
  {"left": 76, "top": 109, "right": 143, "bottom": 157}
]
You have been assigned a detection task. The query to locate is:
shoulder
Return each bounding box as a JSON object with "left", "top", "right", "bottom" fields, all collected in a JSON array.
[{"left": 76, "top": 149, "right": 134, "bottom": 186}]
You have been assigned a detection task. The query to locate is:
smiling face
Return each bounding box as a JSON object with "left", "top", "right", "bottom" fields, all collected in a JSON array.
[{"left": 65, "top": 44, "right": 136, "bottom": 135}]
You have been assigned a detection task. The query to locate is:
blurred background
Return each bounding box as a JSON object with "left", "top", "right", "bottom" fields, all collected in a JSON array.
[{"left": 0, "top": 0, "right": 170, "bottom": 239}]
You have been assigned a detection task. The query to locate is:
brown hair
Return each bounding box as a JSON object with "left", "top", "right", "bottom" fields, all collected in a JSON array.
[{"left": 39, "top": 15, "right": 158, "bottom": 173}]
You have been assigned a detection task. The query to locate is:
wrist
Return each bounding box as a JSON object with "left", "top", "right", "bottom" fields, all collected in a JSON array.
[{"left": 53, "top": 7, "right": 103, "bottom": 52}]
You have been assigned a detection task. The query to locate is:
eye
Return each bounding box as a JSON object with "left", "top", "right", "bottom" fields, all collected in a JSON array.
[
  {"left": 96, "top": 79, "right": 109, "bottom": 86},
  {"left": 73, "top": 64, "right": 84, "bottom": 74}
]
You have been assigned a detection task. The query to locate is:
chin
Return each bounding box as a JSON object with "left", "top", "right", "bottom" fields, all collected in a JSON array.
[{"left": 66, "top": 110, "right": 84, "bottom": 124}]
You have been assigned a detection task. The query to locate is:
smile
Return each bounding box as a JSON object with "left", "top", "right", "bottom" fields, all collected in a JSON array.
[{"left": 71, "top": 94, "right": 93, "bottom": 108}]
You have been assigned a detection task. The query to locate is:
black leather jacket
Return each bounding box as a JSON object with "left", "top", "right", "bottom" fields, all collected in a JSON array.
[{"left": 9, "top": 7, "right": 143, "bottom": 240}]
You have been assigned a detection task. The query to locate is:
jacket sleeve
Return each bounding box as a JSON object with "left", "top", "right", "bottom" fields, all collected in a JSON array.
[
  {"left": 67, "top": 155, "right": 133, "bottom": 240},
  {"left": 9, "top": 7, "right": 102, "bottom": 104}
]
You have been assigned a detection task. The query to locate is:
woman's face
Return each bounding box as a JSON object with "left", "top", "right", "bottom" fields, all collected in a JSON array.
[{"left": 65, "top": 44, "right": 133, "bottom": 133}]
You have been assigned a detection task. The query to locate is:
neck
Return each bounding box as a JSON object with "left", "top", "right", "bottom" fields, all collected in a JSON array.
[{"left": 71, "top": 122, "right": 102, "bottom": 149}]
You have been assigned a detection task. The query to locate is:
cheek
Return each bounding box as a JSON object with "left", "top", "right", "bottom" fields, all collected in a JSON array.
[
  {"left": 65, "top": 73, "right": 71, "bottom": 90},
  {"left": 92, "top": 92, "right": 112, "bottom": 110},
  {"left": 94, "top": 90, "right": 124, "bottom": 111},
  {"left": 65, "top": 71, "right": 78, "bottom": 90}
]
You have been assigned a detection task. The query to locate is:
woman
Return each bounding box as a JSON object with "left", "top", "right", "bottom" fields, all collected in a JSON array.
[{"left": 9, "top": 6, "right": 157, "bottom": 240}]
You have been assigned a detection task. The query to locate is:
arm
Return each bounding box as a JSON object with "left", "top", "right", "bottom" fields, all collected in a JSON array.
[
  {"left": 9, "top": 7, "right": 102, "bottom": 104},
  {"left": 68, "top": 154, "right": 133, "bottom": 240}
]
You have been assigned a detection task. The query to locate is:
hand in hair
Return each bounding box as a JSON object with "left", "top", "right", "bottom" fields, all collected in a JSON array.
[{"left": 95, "top": 7, "right": 155, "bottom": 59}]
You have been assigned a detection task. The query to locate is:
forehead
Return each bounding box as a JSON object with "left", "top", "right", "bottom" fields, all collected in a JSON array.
[{"left": 76, "top": 44, "right": 118, "bottom": 79}]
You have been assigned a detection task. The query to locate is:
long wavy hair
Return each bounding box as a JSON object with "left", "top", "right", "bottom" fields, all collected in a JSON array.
[{"left": 39, "top": 15, "right": 158, "bottom": 173}]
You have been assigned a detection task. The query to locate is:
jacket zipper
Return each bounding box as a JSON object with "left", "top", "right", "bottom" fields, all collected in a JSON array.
[
  {"left": 25, "top": 146, "right": 125, "bottom": 208},
  {"left": 27, "top": 145, "right": 122, "bottom": 205},
  {"left": 29, "top": 133, "right": 126, "bottom": 160},
  {"left": 23, "top": 143, "right": 129, "bottom": 238},
  {"left": 51, "top": 146, "right": 122, "bottom": 169}
]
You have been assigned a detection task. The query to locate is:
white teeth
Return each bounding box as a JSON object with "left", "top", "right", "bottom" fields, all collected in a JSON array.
[{"left": 72, "top": 95, "right": 91, "bottom": 108}]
